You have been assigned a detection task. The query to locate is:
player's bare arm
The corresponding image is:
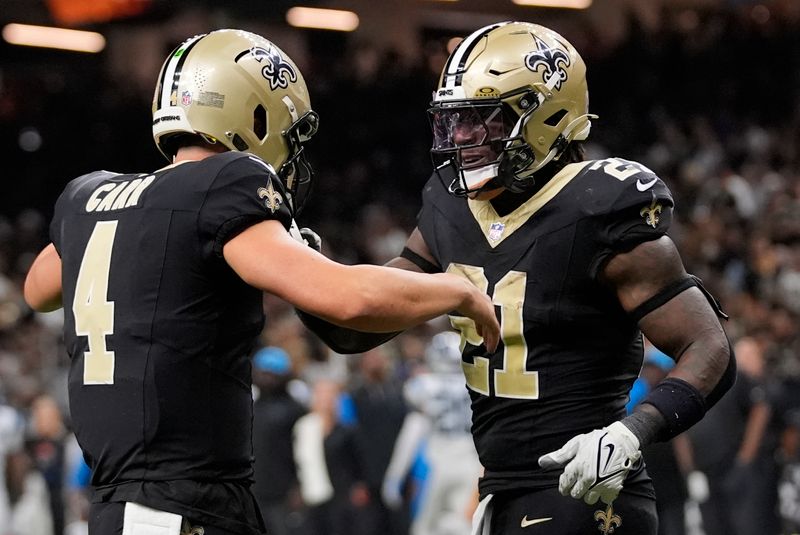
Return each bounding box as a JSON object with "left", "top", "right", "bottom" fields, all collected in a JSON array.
[
  {"left": 224, "top": 220, "right": 499, "bottom": 350},
  {"left": 540, "top": 235, "right": 734, "bottom": 505},
  {"left": 24, "top": 243, "right": 63, "bottom": 312},
  {"left": 601, "top": 235, "right": 731, "bottom": 401}
]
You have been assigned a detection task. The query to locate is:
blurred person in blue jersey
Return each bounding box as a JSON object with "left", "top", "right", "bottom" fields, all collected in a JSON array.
[{"left": 382, "top": 330, "right": 481, "bottom": 535}]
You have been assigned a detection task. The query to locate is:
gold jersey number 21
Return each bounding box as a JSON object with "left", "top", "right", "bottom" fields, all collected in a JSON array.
[
  {"left": 447, "top": 263, "right": 539, "bottom": 400},
  {"left": 73, "top": 220, "right": 118, "bottom": 385}
]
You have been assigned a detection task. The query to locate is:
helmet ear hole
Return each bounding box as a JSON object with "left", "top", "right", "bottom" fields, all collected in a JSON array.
[
  {"left": 544, "top": 109, "right": 567, "bottom": 127},
  {"left": 253, "top": 105, "right": 267, "bottom": 141}
]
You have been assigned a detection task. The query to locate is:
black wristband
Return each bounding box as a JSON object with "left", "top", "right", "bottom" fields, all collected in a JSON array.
[{"left": 641, "top": 377, "right": 706, "bottom": 442}]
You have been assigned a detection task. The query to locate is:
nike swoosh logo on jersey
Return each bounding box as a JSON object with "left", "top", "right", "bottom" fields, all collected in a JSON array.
[
  {"left": 636, "top": 177, "right": 657, "bottom": 191},
  {"left": 521, "top": 516, "right": 553, "bottom": 528}
]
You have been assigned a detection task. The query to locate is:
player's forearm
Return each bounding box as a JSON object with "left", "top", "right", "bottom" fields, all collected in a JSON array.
[
  {"left": 662, "top": 328, "right": 732, "bottom": 396},
  {"left": 296, "top": 309, "right": 400, "bottom": 354},
  {"left": 624, "top": 331, "right": 733, "bottom": 446},
  {"left": 318, "top": 266, "right": 473, "bottom": 332}
]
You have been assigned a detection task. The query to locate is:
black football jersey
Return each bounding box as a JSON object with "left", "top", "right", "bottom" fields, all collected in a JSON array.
[
  {"left": 417, "top": 158, "right": 673, "bottom": 497},
  {"left": 50, "top": 152, "right": 293, "bottom": 534}
]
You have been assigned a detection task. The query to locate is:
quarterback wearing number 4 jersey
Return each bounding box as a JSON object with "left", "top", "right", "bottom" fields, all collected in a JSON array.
[
  {"left": 301, "top": 22, "right": 734, "bottom": 535},
  {"left": 50, "top": 153, "right": 292, "bottom": 534},
  {"left": 24, "top": 30, "right": 500, "bottom": 535}
]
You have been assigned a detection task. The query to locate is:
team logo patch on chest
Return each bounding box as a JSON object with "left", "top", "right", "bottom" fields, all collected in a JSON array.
[
  {"left": 488, "top": 222, "right": 506, "bottom": 242},
  {"left": 258, "top": 180, "right": 283, "bottom": 213}
]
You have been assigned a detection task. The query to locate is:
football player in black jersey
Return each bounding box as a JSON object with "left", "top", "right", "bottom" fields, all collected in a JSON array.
[
  {"left": 22, "top": 29, "right": 500, "bottom": 535},
  {"left": 298, "top": 22, "right": 735, "bottom": 534}
]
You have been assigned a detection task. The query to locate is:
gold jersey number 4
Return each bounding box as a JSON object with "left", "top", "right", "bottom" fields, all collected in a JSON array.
[
  {"left": 73, "top": 220, "right": 117, "bottom": 385},
  {"left": 447, "top": 263, "right": 539, "bottom": 399}
]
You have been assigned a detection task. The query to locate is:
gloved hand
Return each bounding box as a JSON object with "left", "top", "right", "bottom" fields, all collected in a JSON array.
[
  {"left": 299, "top": 227, "right": 322, "bottom": 252},
  {"left": 538, "top": 421, "right": 641, "bottom": 505}
]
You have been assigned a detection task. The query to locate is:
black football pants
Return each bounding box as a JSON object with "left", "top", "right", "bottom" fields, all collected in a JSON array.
[{"left": 486, "top": 482, "right": 657, "bottom": 535}]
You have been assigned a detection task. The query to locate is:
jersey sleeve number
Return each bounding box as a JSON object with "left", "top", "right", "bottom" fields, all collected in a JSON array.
[
  {"left": 73, "top": 220, "right": 118, "bottom": 385},
  {"left": 589, "top": 158, "right": 654, "bottom": 181},
  {"left": 446, "top": 263, "right": 539, "bottom": 400}
]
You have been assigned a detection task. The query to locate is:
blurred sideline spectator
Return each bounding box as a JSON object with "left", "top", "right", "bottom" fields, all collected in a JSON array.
[
  {"left": 348, "top": 347, "right": 409, "bottom": 535},
  {"left": 382, "top": 331, "right": 480, "bottom": 535},
  {"left": 252, "top": 347, "right": 307, "bottom": 535},
  {"left": 0, "top": 400, "right": 25, "bottom": 530},
  {"left": 687, "top": 337, "right": 776, "bottom": 535},
  {"left": 27, "top": 394, "right": 67, "bottom": 535},
  {"left": 293, "top": 377, "right": 369, "bottom": 535}
]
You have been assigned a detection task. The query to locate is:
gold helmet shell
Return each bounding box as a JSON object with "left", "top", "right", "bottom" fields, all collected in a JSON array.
[
  {"left": 430, "top": 21, "right": 594, "bottom": 195},
  {"left": 152, "top": 29, "right": 318, "bottom": 207}
]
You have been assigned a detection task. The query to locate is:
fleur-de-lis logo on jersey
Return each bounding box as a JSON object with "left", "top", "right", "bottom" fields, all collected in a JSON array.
[
  {"left": 258, "top": 180, "right": 283, "bottom": 214},
  {"left": 251, "top": 45, "right": 297, "bottom": 91},
  {"left": 594, "top": 504, "right": 622, "bottom": 534},
  {"left": 640, "top": 196, "right": 663, "bottom": 228},
  {"left": 524, "top": 35, "right": 571, "bottom": 91}
]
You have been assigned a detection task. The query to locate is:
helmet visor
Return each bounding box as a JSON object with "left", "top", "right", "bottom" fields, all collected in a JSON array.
[{"left": 430, "top": 102, "right": 513, "bottom": 152}]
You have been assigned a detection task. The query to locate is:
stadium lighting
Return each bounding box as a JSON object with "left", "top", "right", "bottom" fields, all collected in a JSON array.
[
  {"left": 2, "top": 23, "right": 106, "bottom": 53},
  {"left": 512, "top": 0, "right": 592, "bottom": 8},
  {"left": 286, "top": 7, "right": 360, "bottom": 32}
]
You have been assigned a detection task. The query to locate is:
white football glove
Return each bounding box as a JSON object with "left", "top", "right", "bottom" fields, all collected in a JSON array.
[{"left": 538, "top": 421, "right": 642, "bottom": 505}]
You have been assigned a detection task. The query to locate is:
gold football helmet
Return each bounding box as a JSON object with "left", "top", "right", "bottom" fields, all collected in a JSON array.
[
  {"left": 152, "top": 29, "right": 319, "bottom": 210},
  {"left": 430, "top": 21, "right": 595, "bottom": 196}
]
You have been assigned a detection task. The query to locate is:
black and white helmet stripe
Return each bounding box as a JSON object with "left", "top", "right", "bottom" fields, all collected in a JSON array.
[
  {"left": 442, "top": 22, "right": 510, "bottom": 89},
  {"left": 155, "top": 33, "right": 206, "bottom": 111}
]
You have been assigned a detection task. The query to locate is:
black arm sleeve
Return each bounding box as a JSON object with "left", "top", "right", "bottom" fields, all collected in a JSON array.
[{"left": 296, "top": 310, "right": 400, "bottom": 354}]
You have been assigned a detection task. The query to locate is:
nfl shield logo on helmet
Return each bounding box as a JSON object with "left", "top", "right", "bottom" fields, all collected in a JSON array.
[
  {"left": 181, "top": 91, "right": 192, "bottom": 106},
  {"left": 488, "top": 222, "right": 505, "bottom": 242}
]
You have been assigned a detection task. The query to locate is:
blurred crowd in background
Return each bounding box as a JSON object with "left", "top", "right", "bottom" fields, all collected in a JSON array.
[{"left": 1, "top": 2, "right": 800, "bottom": 535}]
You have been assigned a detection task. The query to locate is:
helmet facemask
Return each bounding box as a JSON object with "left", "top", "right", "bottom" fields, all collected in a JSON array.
[
  {"left": 429, "top": 100, "right": 520, "bottom": 197},
  {"left": 278, "top": 109, "right": 319, "bottom": 214}
]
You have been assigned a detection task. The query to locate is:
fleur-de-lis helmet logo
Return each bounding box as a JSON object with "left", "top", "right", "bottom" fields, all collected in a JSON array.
[
  {"left": 250, "top": 45, "right": 297, "bottom": 91},
  {"left": 524, "top": 35, "right": 571, "bottom": 91}
]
